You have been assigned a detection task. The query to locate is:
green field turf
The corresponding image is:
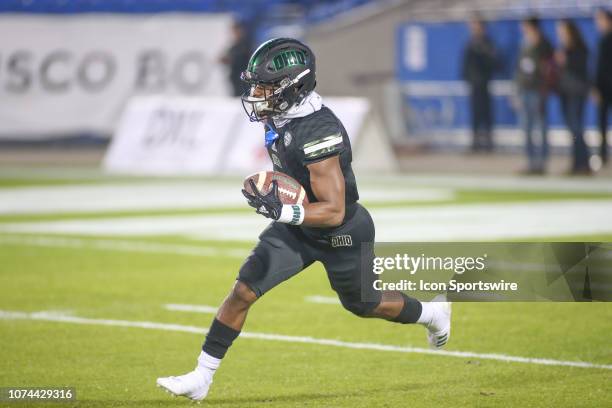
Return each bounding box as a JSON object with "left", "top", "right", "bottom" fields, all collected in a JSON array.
[
  {"left": 1, "top": 171, "right": 611, "bottom": 407},
  {"left": 1, "top": 240, "right": 611, "bottom": 407}
]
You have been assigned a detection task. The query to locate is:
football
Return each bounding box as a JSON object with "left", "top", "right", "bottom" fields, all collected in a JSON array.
[{"left": 244, "top": 171, "right": 310, "bottom": 205}]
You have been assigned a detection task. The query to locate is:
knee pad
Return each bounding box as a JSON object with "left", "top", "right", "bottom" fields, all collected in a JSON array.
[
  {"left": 338, "top": 293, "right": 379, "bottom": 317},
  {"left": 237, "top": 251, "right": 267, "bottom": 297}
]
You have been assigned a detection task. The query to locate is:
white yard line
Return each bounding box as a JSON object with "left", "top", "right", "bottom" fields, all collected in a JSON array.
[
  {"left": 370, "top": 199, "right": 612, "bottom": 241},
  {"left": 361, "top": 174, "right": 612, "bottom": 193},
  {"left": 164, "top": 304, "right": 218, "bottom": 314},
  {"left": 0, "top": 215, "right": 270, "bottom": 240},
  {"left": 0, "top": 310, "right": 610, "bottom": 371},
  {"left": 305, "top": 295, "right": 341, "bottom": 304},
  {"left": 0, "top": 183, "right": 247, "bottom": 214},
  {"left": 3, "top": 199, "right": 612, "bottom": 241},
  {"left": 0, "top": 235, "right": 248, "bottom": 258},
  {"left": 0, "top": 183, "right": 452, "bottom": 215}
]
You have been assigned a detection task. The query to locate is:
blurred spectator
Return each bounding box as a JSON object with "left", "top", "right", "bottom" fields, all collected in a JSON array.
[
  {"left": 462, "top": 16, "right": 497, "bottom": 152},
  {"left": 556, "top": 19, "right": 591, "bottom": 175},
  {"left": 594, "top": 9, "right": 612, "bottom": 165},
  {"left": 220, "top": 20, "right": 253, "bottom": 97},
  {"left": 515, "top": 16, "right": 555, "bottom": 175}
]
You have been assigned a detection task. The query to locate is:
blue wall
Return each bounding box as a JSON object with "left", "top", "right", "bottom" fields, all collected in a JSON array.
[
  {"left": 0, "top": 0, "right": 279, "bottom": 14},
  {"left": 396, "top": 18, "right": 601, "bottom": 134}
]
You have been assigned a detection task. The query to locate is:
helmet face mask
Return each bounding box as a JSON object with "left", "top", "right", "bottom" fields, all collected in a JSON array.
[
  {"left": 240, "top": 38, "right": 316, "bottom": 122},
  {"left": 241, "top": 79, "right": 291, "bottom": 122}
]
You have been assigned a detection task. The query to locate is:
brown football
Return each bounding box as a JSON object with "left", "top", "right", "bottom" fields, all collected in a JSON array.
[{"left": 244, "top": 171, "right": 309, "bottom": 205}]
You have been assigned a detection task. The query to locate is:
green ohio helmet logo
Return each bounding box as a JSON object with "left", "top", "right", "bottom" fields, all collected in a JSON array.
[
  {"left": 271, "top": 50, "right": 307, "bottom": 71},
  {"left": 249, "top": 49, "right": 307, "bottom": 73}
]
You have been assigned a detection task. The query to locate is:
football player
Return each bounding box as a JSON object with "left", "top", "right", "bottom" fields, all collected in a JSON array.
[{"left": 157, "top": 38, "right": 452, "bottom": 401}]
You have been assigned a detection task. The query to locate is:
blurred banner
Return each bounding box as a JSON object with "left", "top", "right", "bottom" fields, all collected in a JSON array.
[
  {"left": 103, "top": 95, "right": 397, "bottom": 175},
  {"left": 0, "top": 14, "right": 232, "bottom": 138}
]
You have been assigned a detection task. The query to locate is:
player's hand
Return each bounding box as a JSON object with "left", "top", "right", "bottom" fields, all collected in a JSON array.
[{"left": 241, "top": 179, "right": 283, "bottom": 220}]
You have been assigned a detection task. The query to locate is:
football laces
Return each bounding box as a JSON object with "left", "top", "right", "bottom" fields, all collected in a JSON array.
[{"left": 277, "top": 187, "right": 297, "bottom": 200}]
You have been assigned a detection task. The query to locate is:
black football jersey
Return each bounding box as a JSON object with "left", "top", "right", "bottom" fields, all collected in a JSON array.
[{"left": 265, "top": 106, "right": 359, "bottom": 208}]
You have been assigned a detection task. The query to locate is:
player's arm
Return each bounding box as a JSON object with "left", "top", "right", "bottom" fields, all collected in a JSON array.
[
  {"left": 241, "top": 156, "right": 345, "bottom": 228},
  {"left": 302, "top": 155, "right": 345, "bottom": 228},
  {"left": 242, "top": 126, "right": 346, "bottom": 227}
]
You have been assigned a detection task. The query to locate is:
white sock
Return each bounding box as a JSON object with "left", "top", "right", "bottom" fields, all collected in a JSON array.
[
  {"left": 417, "top": 301, "right": 435, "bottom": 325},
  {"left": 196, "top": 351, "right": 220, "bottom": 379}
]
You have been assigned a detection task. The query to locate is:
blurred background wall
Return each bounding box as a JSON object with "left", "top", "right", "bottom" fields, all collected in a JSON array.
[{"left": 0, "top": 0, "right": 611, "bottom": 175}]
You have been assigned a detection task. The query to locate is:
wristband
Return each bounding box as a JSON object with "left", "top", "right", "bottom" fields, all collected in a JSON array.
[{"left": 278, "top": 204, "right": 305, "bottom": 225}]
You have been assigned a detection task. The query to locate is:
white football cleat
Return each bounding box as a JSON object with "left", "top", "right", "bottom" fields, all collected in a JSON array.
[
  {"left": 425, "top": 294, "right": 452, "bottom": 349},
  {"left": 156, "top": 368, "right": 212, "bottom": 402}
]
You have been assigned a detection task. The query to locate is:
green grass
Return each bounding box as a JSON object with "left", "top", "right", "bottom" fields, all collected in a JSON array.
[
  {"left": 1, "top": 173, "right": 611, "bottom": 407},
  {"left": 1, "top": 239, "right": 611, "bottom": 407}
]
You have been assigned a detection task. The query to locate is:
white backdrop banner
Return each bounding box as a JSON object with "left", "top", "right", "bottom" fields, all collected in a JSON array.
[
  {"left": 0, "top": 14, "right": 233, "bottom": 138},
  {"left": 103, "top": 96, "right": 371, "bottom": 176}
]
